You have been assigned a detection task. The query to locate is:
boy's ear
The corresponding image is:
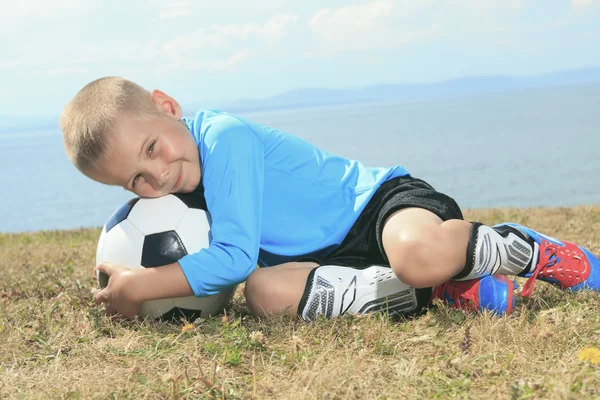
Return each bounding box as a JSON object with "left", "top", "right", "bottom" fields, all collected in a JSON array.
[{"left": 150, "top": 89, "right": 182, "bottom": 118}]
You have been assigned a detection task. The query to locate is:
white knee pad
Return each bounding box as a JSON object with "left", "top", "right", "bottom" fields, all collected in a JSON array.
[{"left": 298, "top": 265, "right": 419, "bottom": 321}]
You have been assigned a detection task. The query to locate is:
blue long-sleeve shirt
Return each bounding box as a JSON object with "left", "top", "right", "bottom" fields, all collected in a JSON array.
[{"left": 177, "top": 109, "right": 410, "bottom": 296}]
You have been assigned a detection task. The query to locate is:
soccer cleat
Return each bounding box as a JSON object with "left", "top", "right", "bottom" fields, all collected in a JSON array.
[
  {"left": 494, "top": 223, "right": 600, "bottom": 296},
  {"left": 431, "top": 275, "right": 517, "bottom": 315}
]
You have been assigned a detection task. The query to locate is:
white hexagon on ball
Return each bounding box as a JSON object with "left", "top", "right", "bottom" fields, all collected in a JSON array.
[{"left": 127, "top": 195, "right": 188, "bottom": 235}]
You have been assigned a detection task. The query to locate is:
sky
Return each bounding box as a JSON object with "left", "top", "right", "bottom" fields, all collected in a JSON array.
[{"left": 1, "top": 0, "right": 599, "bottom": 117}]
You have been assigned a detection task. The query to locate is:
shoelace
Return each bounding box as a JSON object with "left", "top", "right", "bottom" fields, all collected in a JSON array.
[
  {"left": 521, "top": 241, "right": 584, "bottom": 297},
  {"left": 431, "top": 281, "right": 477, "bottom": 310}
]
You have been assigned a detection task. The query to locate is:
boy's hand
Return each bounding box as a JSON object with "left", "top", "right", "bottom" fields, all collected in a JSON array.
[{"left": 93, "top": 262, "right": 143, "bottom": 318}]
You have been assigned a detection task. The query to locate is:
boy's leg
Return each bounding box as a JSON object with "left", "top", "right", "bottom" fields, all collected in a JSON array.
[
  {"left": 245, "top": 262, "right": 425, "bottom": 319},
  {"left": 245, "top": 262, "right": 426, "bottom": 319},
  {"left": 374, "top": 177, "right": 536, "bottom": 289},
  {"left": 381, "top": 206, "right": 549, "bottom": 288},
  {"left": 382, "top": 208, "right": 600, "bottom": 294},
  {"left": 244, "top": 262, "right": 517, "bottom": 319},
  {"left": 244, "top": 261, "right": 318, "bottom": 317}
]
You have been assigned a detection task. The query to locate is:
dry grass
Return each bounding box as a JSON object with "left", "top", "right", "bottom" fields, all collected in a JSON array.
[{"left": 1, "top": 207, "right": 600, "bottom": 399}]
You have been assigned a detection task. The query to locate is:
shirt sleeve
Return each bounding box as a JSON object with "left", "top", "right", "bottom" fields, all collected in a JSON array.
[{"left": 178, "top": 115, "right": 264, "bottom": 296}]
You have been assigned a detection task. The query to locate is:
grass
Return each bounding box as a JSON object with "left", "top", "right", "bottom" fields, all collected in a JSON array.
[{"left": 1, "top": 206, "right": 600, "bottom": 399}]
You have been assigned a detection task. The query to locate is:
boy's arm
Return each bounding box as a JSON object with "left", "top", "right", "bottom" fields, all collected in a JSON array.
[
  {"left": 133, "top": 262, "right": 193, "bottom": 300},
  {"left": 177, "top": 114, "right": 265, "bottom": 296}
]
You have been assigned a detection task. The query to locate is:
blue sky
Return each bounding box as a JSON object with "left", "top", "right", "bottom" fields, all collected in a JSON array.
[{"left": 1, "top": 0, "right": 599, "bottom": 117}]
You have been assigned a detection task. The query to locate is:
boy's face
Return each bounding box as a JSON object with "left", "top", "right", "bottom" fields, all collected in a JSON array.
[{"left": 88, "top": 90, "right": 201, "bottom": 198}]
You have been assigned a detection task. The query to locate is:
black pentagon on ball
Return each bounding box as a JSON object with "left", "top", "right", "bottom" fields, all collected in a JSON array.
[
  {"left": 141, "top": 230, "right": 189, "bottom": 268},
  {"left": 98, "top": 271, "right": 110, "bottom": 288},
  {"left": 105, "top": 198, "right": 140, "bottom": 232},
  {"left": 159, "top": 307, "right": 204, "bottom": 322}
]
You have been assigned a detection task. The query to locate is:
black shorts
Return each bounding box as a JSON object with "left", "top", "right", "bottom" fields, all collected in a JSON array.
[{"left": 315, "top": 175, "right": 463, "bottom": 268}]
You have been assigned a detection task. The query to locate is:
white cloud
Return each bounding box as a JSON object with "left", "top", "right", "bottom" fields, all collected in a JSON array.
[
  {"left": 258, "top": 13, "right": 300, "bottom": 44},
  {"left": 145, "top": 13, "right": 299, "bottom": 71},
  {"left": 308, "top": 0, "right": 395, "bottom": 40},
  {"left": 158, "top": 13, "right": 299, "bottom": 53},
  {"left": 447, "top": 0, "right": 528, "bottom": 13},
  {"left": 160, "top": 0, "right": 193, "bottom": 19},
  {"left": 306, "top": 0, "right": 568, "bottom": 55},
  {"left": 160, "top": 8, "right": 192, "bottom": 19},
  {"left": 570, "top": 0, "right": 594, "bottom": 7},
  {"left": 307, "top": 0, "right": 439, "bottom": 53},
  {"left": 0, "top": 0, "right": 100, "bottom": 34}
]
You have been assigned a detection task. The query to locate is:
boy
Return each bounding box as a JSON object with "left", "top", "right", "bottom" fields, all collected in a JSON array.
[{"left": 60, "top": 77, "right": 600, "bottom": 320}]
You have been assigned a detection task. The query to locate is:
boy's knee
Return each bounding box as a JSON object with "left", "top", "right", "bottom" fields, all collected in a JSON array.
[
  {"left": 386, "top": 239, "right": 433, "bottom": 287},
  {"left": 244, "top": 263, "right": 317, "bottom": 317},
  {"left": 244, "top": 268, "right": 262, "bottom": 294},
  {"left": 244, "top": 269, "right": 269, "bottom": 316}
]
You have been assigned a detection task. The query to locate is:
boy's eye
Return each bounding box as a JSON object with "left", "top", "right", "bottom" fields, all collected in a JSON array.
[
  {"left": 132, "top": 174, "right": 141, "bottom": 188},
  {"left": 147, "top": 141, "right": 155, "bottom": 156}
]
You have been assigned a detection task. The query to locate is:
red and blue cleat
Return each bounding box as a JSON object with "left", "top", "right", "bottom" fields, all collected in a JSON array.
[
  {"left": 494, "top": 222, "right": 600, "bottom": 296},
  {"left": 431, "top": 275, "right": 517, "bottom": 315}
]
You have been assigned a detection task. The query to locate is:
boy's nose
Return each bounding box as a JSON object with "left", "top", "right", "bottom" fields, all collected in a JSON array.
[
  {"left": 156, "top": 168, "right": 170, "bottom": 188},
  {"left": 150, "top": 164, "right": 169, "bottom": 188},
  {"left": 159, "top": 168, "right": 169, "bottom": 185}
]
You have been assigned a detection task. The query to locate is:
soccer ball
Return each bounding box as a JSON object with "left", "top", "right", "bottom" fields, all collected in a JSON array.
[{"left": 96, "top": 190, "right": 236, "bottom": 321}]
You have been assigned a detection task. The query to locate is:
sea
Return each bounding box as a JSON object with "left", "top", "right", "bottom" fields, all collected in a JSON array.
[{"left": 1, "top": 83, "right": 599, "bottom": 233}]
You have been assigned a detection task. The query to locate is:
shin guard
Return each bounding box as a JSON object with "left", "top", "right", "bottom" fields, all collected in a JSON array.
[
  {"left": 297, "top": 265, "right": 419, "bottom": 321},
  {"left": 455, "top": 222, "right": 538, "bottom": 280}
]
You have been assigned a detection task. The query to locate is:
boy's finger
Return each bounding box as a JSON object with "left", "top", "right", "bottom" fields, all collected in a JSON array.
[
  {"left": 94, "top": 288, "right": 107, "bottom": 305},
  {"left": 96, "top": 261, "right": 113, "bottom": 275}
]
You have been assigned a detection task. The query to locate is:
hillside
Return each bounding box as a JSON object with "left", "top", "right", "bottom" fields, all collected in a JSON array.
[{"left": 1, "top": 206, "right": 600, "bottom": 398}]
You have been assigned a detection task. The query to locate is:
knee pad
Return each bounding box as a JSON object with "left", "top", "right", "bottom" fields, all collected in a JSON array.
[{"left": 297, "top": 265, "right": 419, "bottom": 321}]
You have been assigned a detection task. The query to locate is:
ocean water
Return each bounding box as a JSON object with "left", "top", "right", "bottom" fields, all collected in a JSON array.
[{"left": 1, "top": 84, "right": 599, "bottom": 233}]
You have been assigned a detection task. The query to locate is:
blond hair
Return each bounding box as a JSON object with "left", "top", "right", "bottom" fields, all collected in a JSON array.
[{"left": 60, "top": 76, "right": 159, "bottom": 173}]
